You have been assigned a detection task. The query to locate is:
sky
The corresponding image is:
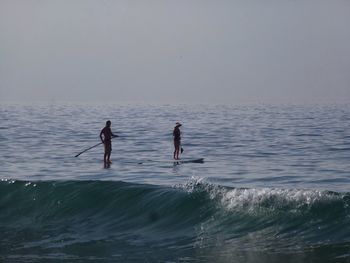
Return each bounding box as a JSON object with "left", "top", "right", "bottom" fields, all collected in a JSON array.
[{"left": 1, "top": 0, "right": 349, "bottom": 104}]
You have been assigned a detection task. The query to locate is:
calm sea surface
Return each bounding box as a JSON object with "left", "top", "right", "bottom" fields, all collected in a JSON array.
[{"left": 0, "top": 103, "right": 349, "bottom": 262}]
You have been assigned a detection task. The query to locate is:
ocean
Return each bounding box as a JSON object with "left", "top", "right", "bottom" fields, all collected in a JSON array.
[{"left": 0, "top": 103, "right": 349, "bottom": 262}]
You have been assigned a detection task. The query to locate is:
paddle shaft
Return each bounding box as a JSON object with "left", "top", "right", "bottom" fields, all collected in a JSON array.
[{"left": 75, "top": 142, "right": 103, "bottom": 157}]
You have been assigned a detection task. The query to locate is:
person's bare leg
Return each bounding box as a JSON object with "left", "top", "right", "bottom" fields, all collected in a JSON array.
[
  {"left": 104, "top": 152, "right": 108, "bottom": 166},
  {"left": 174, "top": 142, "right": 177, "bottom": 159},
  {"left": 175, "top": 145, "right": 179, "bottom": 160}
]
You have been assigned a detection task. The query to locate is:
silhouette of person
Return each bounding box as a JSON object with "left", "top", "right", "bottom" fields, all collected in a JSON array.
[
  {"left": 100, "top": 120, "right": 118, "bottom": 166},
  {"left": 173, "top": 122, "right": 182, "bottom": 160}
]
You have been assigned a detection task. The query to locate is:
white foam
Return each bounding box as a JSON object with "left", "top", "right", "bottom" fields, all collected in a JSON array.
[
  {"left": 178, "top": 177, "right": 343, "bottom": 213},
  {"left": 219, "top": 188, "right": 341, "bottom": 212}
]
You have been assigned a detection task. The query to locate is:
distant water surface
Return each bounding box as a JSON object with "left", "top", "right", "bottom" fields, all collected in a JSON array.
[{"left": 0, "top": 103, "right": 349, "bottom": 262}]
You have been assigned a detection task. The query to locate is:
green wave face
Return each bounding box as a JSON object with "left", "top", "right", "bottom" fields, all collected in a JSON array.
[{"left": 0, "top": 180, "right": 349, "bottom": 262}]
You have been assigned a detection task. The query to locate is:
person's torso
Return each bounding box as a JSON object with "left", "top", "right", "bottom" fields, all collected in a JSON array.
[
  {"left": 102, "top": 127, "right": 112, "bottom": 140},
  {"left": 173, "top": 127, "right": 181, "bottom": 140}
]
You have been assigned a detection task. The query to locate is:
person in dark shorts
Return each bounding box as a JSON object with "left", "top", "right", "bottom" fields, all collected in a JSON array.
[
  {"left": 100, "top": 120, "right": 118, "bottom": 165},
  {"left": 173, "top": 122, "right": 182, "bottom": 160}
]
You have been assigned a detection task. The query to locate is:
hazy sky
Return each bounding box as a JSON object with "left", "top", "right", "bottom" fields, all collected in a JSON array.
[{"left": 1, "top": 0, "right": 349, "bottom": 104}]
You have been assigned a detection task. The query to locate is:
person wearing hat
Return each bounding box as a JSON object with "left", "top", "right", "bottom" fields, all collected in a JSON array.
[
  {"left": 100, "top": 120, "right": 118, "bottom": 166},
  {"left": 173, "top": 122, "right": 182, "bottom": 160}
]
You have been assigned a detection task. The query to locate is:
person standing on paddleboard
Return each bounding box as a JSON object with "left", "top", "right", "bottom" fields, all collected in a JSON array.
[
  {"left": 173, "top": 122, "right": 182, "bottom": 160},
  {"left": 100, "top": 120, "right": 118, "bottom": 166}
]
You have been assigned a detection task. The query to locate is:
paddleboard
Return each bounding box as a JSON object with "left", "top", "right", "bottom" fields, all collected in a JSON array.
[
  {"left": 149, "top": 158, "right": 204, "bottom": 164},
  {"left": 103, "top": 158, "right": 204, "bottom": 165},
  {"left": 173, "top": 158, "right": 204, "bottom": 164}
]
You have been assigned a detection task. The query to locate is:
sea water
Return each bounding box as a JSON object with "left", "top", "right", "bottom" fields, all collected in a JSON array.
[{"left": 0, "top": 103, "right": 349, "bottom": 262}]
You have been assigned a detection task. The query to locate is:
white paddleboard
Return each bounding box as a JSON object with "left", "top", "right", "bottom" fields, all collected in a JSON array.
[
  {"left": 173, "top": 158, "right": 204, "bottom": 164},
  {"left": 106, "top": 158, "right": 204, "bottom": 165}
]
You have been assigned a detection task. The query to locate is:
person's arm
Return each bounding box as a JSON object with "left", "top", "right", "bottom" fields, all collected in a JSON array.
[
  {"left": 110, "top": 130, "right": 119, "bottom": 137},
  {"left": 100, "top": 129, "right": 104, "bottom": 143},
  {"left": 111, "top": 130, "right": 119, "bottom": 137}
]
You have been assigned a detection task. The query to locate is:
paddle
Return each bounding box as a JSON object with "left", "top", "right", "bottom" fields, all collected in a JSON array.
[
  {"left": 75, "top": 142, "right": 103, "bottom": 157},
  {"left": 75, "top": 134, "right": 119, "bottom": 157}
]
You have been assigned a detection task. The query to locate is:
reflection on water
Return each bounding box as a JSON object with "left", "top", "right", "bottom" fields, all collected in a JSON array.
[{"left": 0, "top": 103, "right": 350, "bottom": 191}]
